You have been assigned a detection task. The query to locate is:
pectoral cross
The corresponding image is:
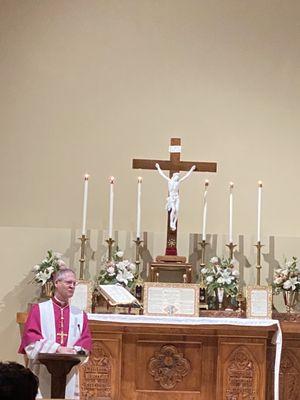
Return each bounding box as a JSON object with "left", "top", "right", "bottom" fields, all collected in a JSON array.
[
  {"left": 133, "top": 138, "right": 217, "bottom": 257},
  {"left": 57, "top": 331, "right": 67, "bottom": 345}
]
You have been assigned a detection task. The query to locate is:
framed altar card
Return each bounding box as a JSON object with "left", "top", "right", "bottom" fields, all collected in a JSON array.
[
  {"left": 143, "top": 282, "right": 199, "bottom": 317},
  {"left": 70, "top": 280, "right": 93, "bottom": 313},
  {"left": 246, "top": 285, "right": 272, "bottom": 319}
]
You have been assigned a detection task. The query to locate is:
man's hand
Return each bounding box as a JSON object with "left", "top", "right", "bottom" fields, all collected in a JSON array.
[{"left": 56, "top": 346, "right": 76, "bottom": 354}]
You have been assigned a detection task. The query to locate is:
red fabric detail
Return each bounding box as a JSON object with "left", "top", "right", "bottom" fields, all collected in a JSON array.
[{"left": 166, "top": 247, "right": 177, "bottom": 256}]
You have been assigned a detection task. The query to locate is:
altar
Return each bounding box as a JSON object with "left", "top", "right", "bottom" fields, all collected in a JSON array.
[{"left": 78, "top": 314, "right": 283, "bottom": 400}]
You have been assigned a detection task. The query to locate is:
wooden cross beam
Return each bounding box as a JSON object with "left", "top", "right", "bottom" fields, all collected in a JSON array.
[
  {"left": 132, "top": 138, "right": 217, "bottom": 257},
  {"left": 133, "top": 138, "right": 217, "bottom": 177}
]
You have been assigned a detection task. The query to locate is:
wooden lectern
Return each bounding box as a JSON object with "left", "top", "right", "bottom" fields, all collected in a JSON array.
[{"left": 37, "top": 353, "right": 84, "bottom": 399}]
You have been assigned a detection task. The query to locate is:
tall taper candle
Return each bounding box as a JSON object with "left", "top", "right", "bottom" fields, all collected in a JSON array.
[
  {"left": 202, "top": 180, "right": 209, "bottom": 240},
  {"left": 229, "top": 182, "right": 234, "bottom": 243},
  {"left": 108, "top": 176, "right": 114, "bottom": 239},
  {"left": 257, "top": 181, "right": 262, "bottom": 242},
  {"left": 136, "top": 177, "right": 142, "bottom": 238},
  {"left": 81, "top": 174, "right": 89, "bottom": 235}
]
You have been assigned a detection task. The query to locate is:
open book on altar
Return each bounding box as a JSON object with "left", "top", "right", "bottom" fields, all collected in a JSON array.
[{"left": 99, "top": 284, "right": 141, "bottom": 307}]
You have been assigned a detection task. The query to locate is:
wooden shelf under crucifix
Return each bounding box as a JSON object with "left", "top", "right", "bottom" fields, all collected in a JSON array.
[{"left": 132, "top": 138, "right": 217, "bottom": 281}]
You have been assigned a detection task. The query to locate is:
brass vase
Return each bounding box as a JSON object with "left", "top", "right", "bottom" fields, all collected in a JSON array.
[
  {"left": 283, "top": 290, "right": 297, "bottom": 313},
  {"left": 41, "top": 281, "right": 53, "bottom": 299},
  {"left": 217, "top": 287, "right": 225, "bottom": 310}
]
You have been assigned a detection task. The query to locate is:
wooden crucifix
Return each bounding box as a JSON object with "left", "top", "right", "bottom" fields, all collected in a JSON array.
[{"left": 132, "top": 138, "right": 217, "bottom": 259}]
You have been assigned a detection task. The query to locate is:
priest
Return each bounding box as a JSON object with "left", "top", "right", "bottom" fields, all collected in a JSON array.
[{"left": 19, "top": 268, "right": 92, "bottom": 399}]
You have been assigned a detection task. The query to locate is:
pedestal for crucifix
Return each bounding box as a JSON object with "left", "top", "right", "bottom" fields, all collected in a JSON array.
[{"left": 133, "top": 138, "right": 217, "bottom": 282}]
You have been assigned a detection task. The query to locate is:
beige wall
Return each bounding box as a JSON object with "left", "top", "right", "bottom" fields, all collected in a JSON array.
[{"left": 1, "top": 1, "right": 300, "bottom": 361}]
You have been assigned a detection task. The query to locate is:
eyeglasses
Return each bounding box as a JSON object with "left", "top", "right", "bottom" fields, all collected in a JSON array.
[{"left": 58, "top": 280, "right": 78, "bottom": 287}]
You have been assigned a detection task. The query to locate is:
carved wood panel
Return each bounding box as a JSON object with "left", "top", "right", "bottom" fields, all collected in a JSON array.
[
  {"left": 148, "top": 344, "right": 191, "bottom": 389},
  {"left": 79, "top": 341, "right": 112, "bottom": 400},
  {"left": 217, "top": 340, "right": 266, "bottom": 400},
  {"left": 267, "top": 348, "right": 300, "bottom": 400},
  {"left": 79, "top": 333, "right": 122, "bottom": 400},
  {"left": 134, "top": 337, "right": 204, "bottom": 394},
  {"left": 279, "top": 351, "right": 300, "bottom": 400},
  {"left": 225, "top": 347, "right": 257, "bottom": 399}
]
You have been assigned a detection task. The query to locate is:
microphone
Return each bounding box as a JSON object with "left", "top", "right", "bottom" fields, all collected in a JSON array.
[{"left": 76, "top": 323, "right": 85, "bottom": 355}]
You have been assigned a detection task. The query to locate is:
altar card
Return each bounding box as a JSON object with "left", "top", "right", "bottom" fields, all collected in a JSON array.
[
  {"left": 70, "top": 280, "right": 93, "bottom": 313},
  {"left": 246, "top": 285, "right": 273, "bottom": 319},
  {"left": 143, "top": 282, "right": 199, "bottom": 317}
]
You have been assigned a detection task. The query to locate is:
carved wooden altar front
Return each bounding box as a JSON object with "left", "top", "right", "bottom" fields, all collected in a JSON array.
[
  {"left": 16, "top": 312, "right": 300, "bottom": 400},
  {"left": 79, "top": 319, "right": 287, "bottom": 400}
]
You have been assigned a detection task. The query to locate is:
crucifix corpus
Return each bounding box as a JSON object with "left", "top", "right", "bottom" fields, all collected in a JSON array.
[{"left": 132, "top": 138, "right": 217, "bottom": 263}]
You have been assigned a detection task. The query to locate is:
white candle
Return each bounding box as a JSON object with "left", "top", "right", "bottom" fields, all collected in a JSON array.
[
  {"left": 136, "top": 177, "right": 142, "bottom": 239},
  {"left": 202, "top": 180, "right": 209, "bottom": 240},
  {"left": 257, "top": 181, "right": 263, "bottom": 242},
  {"left": 108, "top": 176, "right": 114, "bottom": 239},
  {"left": 229, "top": 182, "right": 234, "bottom": 243},
  {"left": 81, "top": 174, "right": 89, "bottom": 235}
]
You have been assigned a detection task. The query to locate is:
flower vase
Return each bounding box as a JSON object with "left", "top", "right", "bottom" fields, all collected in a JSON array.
[
  {"left": 217, "top": 287, "right": 225, "bottom": 309},
  {"left": 283, "top": 290, "right": 297, "bottom": 313},
  {"left": 41, "top": 281, "right": 53, "bottom": 299}
]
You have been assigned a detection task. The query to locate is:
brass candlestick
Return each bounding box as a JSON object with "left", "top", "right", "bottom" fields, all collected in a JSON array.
[
  {"left": 79, "top": 234, "right": 88, "bottom": 280},
  {"left": 254, "top": 241, "right": 264, "bottom": 285},
  {"left": 226, "top": 242, "right": 237, "bottom": 260},
  {"left": 106, "top": 238, "right": 115, "bottom": 261},
  {"left": 199, "top": 239, "right": 208, "bottom": 309},
  {"left": 199, "top": 240, "right": 208, "bottom": 265},
  {"left": 133, "top": 238, "right": 144, "bottom": 301},
  {"left": 133, "top": 238, "right": 143, "bottom": 275}
]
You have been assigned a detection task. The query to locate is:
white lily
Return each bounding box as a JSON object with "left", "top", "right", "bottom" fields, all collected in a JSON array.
[
  {"left": 283, "top": 277, "right": 299, "bottom": 291},
  {"left": 116, "top": 269, "right": 134, "bottom": 286}
]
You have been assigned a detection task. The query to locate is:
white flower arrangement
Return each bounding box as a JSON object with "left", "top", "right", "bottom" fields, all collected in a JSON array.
[
  {"left": 201, "top": 257, "right": 239, "bottom": 297},
  {"left": 273, "top": 257, "right": 300, "bottom": 294},
  {"left": 32, "top": 250, "right": 66, "bottom": 285},
  {"left": 98, "top": 249, "right": 136, "bottom": 288}
]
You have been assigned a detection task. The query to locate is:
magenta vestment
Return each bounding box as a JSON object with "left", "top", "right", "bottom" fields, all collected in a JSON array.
[{"left": 19, "top": 300, "right": 92, "bottom": 353}]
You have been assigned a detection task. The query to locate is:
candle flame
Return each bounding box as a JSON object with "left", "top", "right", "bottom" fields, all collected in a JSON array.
[
  {"left": 138, "top": 176, "right": 142, "bottom": 183},
  {"left": 229, "top": 182, "right": 234, "bottom": 188},
  {"left": 109, "top": 176, "right": 115, "bottom": 183},
  {"left": 84, "top": 174, "right": 89, "bottom": 180},
  {"left": 258, "top": 180, "right": 263, "bottom": 187},
  {"left": 205, "top": 179, "right": 209, "bottom": 187}
]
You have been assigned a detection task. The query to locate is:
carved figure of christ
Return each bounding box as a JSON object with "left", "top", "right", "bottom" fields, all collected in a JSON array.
[
  {"left": 132, "top": 138, "right": 217, "bottom": 256},
  {"left": 155, "top": 163, "right": 196, "bottom": 231}
]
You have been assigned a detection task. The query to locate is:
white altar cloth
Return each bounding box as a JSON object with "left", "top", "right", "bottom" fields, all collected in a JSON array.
[{"left": 88, "top": 314, "right": 282, "bottom": 400}]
